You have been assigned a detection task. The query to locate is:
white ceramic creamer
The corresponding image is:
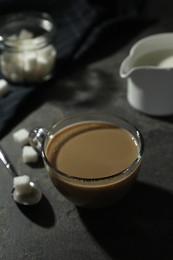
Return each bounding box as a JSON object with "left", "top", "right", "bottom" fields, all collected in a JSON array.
[{"left": 120, "top": 33, "right": 173, "bottom": 116}]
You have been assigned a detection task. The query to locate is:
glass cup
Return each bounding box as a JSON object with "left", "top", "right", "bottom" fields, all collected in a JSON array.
[{"left": 29, "top": 113, "right": 144, "bottom": 209}]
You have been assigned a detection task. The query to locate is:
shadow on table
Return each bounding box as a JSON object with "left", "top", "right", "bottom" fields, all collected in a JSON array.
[
  {"left": 17, "top": 194, "right": 56, "bottom": 228},
  {"left": 78, "top": 181, "right": 173, "bottom": 260},
  {"left": 151, "top": 114, "right": 173, "bottom": 124},
  {"left": 48, "top": 67, "right": 119, "bottom": 108}
]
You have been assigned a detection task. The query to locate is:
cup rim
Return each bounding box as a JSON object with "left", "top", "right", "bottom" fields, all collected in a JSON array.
[{"left": 42, "top": 112, "right": 144, "bottom": 183}]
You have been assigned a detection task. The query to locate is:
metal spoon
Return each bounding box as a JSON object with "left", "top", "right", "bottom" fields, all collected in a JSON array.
[{"left": 0, "top": 145, "right": 42, "bottom": 205}]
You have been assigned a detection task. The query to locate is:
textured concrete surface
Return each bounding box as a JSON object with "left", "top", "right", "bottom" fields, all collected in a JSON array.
[{"left": 1, "top": 20, "right": 173, "bottom": 260}]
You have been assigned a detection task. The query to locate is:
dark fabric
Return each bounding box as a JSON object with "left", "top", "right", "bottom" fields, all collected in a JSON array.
[{"left": 0, "top": 0, "right": 146, "bottom": 138}]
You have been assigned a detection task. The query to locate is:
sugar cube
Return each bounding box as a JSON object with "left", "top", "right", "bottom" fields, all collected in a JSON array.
[
  {"left": 18, "top": 29, "right": 34, "bottom": 40},
  {"left": 13, "top": 175, "right": 32, "bottom": 194},
  {"left": 22, "top": 146, "right": 38, "bottom": 163},
  {"left": 0, "top": 79, "right": 10, "bottom": 96},
  {"left": 13, "top": 128, "right": 29, "bottom": 146},
  {"left": 7, "top": 34, "right": 18, "bottom": 41},
  {"left": 23, "top": 51, "right": 37, "bottom": 81}
]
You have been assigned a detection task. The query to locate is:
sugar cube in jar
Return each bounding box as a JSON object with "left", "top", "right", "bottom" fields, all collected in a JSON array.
[{"left": 0, "top": 12, "right": 57, "bottom": 84}]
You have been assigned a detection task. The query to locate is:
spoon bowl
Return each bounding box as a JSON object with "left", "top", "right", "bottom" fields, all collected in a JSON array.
[{"left": 12, "top": 181, "right": 42, "bottom": 205}]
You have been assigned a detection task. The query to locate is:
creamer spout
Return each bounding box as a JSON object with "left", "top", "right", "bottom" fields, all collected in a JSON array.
[{"left": 119, "top": 55, "right": 136, "bottom": 78}]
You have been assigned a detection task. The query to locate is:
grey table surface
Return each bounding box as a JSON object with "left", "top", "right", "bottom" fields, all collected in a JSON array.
[{"left": 1, "top": 19, "right": 173, "bottom": 260}]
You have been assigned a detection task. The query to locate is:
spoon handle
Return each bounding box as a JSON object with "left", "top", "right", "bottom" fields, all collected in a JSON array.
[{"left": 0, "top": 146, "right": 17, "bottom": 177}]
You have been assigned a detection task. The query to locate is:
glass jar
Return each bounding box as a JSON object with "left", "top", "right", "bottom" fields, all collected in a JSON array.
[{"left": 0, "top": 12, "right": 57, "bottom": 84}]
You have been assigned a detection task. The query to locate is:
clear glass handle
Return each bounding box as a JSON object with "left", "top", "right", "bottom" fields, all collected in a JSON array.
[{"left": 29, "top": 127, "right": 48, "bottom": 154}]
